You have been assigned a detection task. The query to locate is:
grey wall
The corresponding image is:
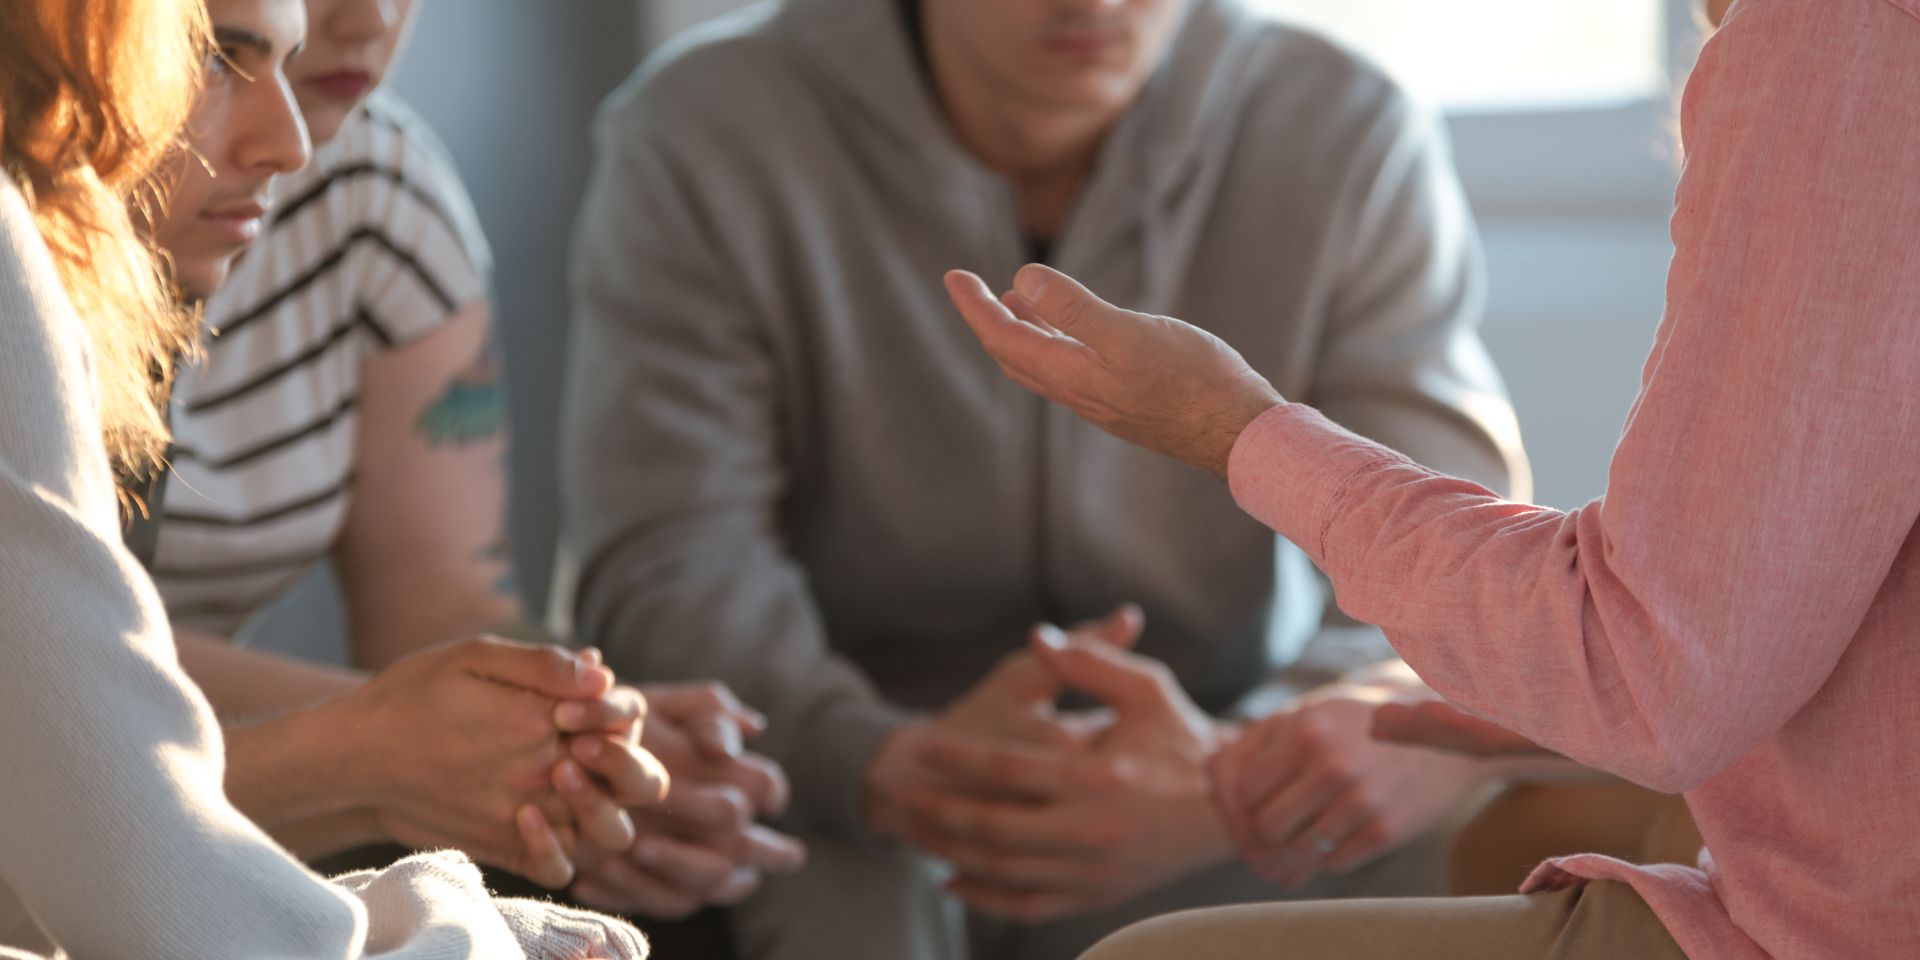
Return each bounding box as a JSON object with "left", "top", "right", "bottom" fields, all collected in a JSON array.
[{"left": 248, "top": 1, "right": 641, "bottom": 661}]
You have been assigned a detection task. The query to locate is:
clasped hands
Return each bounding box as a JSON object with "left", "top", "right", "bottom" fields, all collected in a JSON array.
[
  {"left": 317, "top": 636, "right": 802, "bottom": 911},
  {"left": 864, "top": 609, "right": 1504, "bottom": 923}
]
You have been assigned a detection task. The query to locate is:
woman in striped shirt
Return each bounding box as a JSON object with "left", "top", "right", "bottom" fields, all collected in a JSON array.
[{"left": 146, "top": 0, "right": 803, "bottom": 913}]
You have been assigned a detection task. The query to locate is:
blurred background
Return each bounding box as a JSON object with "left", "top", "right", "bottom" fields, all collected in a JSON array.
[{"left": 251, "top": 0, "right": 1702, "bottom": 660}]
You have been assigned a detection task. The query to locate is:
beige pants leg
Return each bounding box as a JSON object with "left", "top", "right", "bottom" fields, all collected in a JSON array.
[
  {"left": 974, "top": 817, "right": 1454, "bottom": 960},
  {"left": 1081, "top": 881, "right": 1687, "bottom": 960}
]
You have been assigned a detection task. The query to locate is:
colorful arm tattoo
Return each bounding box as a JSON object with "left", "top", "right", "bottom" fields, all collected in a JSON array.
[{"left": 416, "top": 335, "right": 506, "bottom": 448}]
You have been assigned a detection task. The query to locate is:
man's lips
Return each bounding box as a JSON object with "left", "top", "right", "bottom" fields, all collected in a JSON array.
[
  {"left": 307, "top": 69, "right": 373, "bottom": 101},
  {"left": 1043, "top": 27, "right": 1127, "bottom": 57},
  {"left": 199, "top": 200, "right": 268, "bottom": 245}
]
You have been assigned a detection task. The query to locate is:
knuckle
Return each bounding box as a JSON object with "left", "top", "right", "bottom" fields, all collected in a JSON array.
[
  {"left": 490, "top": 799, "right": 530, "bottom": 833},
  {"left": 617, "top": 685, "right": 647, "bottom": 716},
  {"left": 1353, "top": 785, "right": 1387, "bottom": 814},
  {"left": 1141, "top": 659, "right": 1178, "bottom": 687},
  {"left": 469, "top": 633, "right": 510, "bottom": 652},
  {"left": 1254, "top": 807, "right": 1293, "bottom": 842},
  {"left": 515, "top": 706, "right": 557, "bottom": 744},
  {"left": 1301, "top": 710, "right": 1339, "bottom": 743},
  {"left": 1056, "top": 294, "right": 1089, "bottom": 329},
  {"left": 741, "top": 760, "right": 783, "bottom": 796},
  {"left": 1322, "top": 758, "right": 1360, "bottom": 788},
  {"left": 1085, "top": 817, "right": 1128, "bottom": 849},
  {"left": 537, "top": 644, "right": 577, "bottom": 677},
  {"left": 1084, "top": 758, "right": 1128, "bottom": 791},
  {"left": 1356, "top": 821, "right": 1389, "bottom": 850},
  {"left": 509, "top": 760, "right": 552, "bottom": 796},
  {"left": 711, "top": 785, "right": 754, "bottom": 824},
  {"left": 715, "top": 872, "right": 762, "bottom": 905},
  {"left": 988, "top": 752, "right": 1026, "bottom": 782},
  {"left": 709, "top": 830, "right": 753, "bottom": 864}
]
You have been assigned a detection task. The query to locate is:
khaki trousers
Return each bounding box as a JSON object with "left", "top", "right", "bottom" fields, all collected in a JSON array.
[
  {"left": 730, "top": 821, "right": 1452, "bottom": 960},
  {"left": 1080, "top": 881, "right": 1687, "bottom": 960}
]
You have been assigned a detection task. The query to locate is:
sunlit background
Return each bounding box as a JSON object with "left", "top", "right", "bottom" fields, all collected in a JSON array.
[{"left": 1253, "top": 0, "right": 1667, "bottom": 109}]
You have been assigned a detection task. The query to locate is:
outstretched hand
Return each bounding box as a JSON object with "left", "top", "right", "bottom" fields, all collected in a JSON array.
[{"left": 944, "top": 265, "right": 1284, "bottom": 479}]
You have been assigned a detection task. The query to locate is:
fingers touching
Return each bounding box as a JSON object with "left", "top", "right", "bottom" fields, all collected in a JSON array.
[
  {"left": 513, "top": 805, "right": 576, "bottom": 890},
  {"left": 555, "top": 683, "right": 647, "bottom": 736},
  {"left": 1029, "top": 627, "right": 1179, "bottom": 717},
  {"left": 463, "top": 636, "right": 613, "bottom": 701},
  {"left": 644, "top": 681, "right": 769, "bottom": 758},
  {"left": 1064, "top": 603, "right": 1144, "bottom": 649}
]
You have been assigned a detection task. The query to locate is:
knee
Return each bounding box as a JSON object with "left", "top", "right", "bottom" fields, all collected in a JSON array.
[{"left": 1081, "top": 911, "right": 1200, "bottom": 960}]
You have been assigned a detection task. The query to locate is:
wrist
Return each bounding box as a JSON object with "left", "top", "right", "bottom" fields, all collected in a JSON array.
[
  {"left": 860, "top": 723, "right": 928, "bottom": 841},
  {"left": 276, "top": 808, "right": 388, "bottom": 860},
  {"left": 237, "top": 689, "right": 385, "bottom": 823},
  {"left": 1207, "top": 379, "right": 1284, "bottom": 481}
]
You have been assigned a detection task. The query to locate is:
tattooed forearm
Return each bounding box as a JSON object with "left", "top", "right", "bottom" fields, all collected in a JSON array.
[{"left": 416, "top": 332, "right": 506, "bottom": 447}]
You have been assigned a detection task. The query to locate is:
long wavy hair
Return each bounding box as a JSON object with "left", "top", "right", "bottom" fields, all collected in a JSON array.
[{"left": 0, "top": 0, "right": 208, "bottom": 493}]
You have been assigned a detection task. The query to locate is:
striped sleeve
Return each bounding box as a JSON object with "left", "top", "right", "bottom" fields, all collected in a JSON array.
[{"left": 344, "top": 94, "right": 493, "bottom": 346}]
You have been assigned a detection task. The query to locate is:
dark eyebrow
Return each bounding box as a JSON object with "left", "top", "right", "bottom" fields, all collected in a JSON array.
[{"left": 212, "top": 26, "right": 275, "bottom": 59}]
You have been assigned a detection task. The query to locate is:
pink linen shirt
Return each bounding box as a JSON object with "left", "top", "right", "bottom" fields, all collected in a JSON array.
[{"left": 1226, "top": 1, "right": 1920, "bottom": 957}]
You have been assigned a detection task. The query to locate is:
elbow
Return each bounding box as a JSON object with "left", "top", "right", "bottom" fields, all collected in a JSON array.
[
  {"left": 1625, "top": 746, "right": 1726, "bottom": 794},
  {"left": 1614, "top": 700, "right": 1763, "bottom": 794}
]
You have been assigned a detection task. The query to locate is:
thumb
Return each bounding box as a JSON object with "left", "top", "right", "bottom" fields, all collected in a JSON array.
[
  {"left": 998, "top": 638, "right": 1067, "bottom": 704},
  {"left": 1075, "top": 603, "right": 1144, "bottom": 650},
  {"left": 1011, "top": 264, "right": 1127, "bottom": 345},
  {"left": 1031, "top": 625, "right": 1176, "bottom": 715},
  {"left": 461, "top": 637, "right": 611, "bottom": 701}
]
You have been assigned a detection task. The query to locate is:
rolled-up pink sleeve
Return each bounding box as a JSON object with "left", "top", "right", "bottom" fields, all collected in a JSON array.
[{"left": 1228, "top": 0, "right": 1920, "bottom": 793}]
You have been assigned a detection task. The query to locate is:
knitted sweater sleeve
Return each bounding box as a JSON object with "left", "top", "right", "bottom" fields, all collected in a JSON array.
[{"left": 0, "top": 174, "right": 568, "bottom": 958}]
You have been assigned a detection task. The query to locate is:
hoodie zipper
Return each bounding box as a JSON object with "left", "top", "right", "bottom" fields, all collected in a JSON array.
[{"left": 984, "top": 176, "right": 1060, "bottom": 627}]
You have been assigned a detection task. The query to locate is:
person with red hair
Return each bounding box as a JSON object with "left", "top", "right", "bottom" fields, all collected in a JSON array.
[{"left": 0, "top": 0, "right": 645, "bottom": 954}]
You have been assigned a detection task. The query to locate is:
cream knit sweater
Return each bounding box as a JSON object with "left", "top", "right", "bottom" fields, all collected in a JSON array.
[{"left": 0, "top": 173, "right": 643, "bottom": 959}]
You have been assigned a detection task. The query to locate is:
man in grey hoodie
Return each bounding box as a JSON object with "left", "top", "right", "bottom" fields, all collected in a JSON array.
[{"left": 560, "top": 0, "right": 1532, "bottom": 956}]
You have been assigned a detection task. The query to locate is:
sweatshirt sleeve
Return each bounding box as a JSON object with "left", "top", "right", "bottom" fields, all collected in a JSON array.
[
  {"left": 561, "top": 94, "right": 906, "bottom": 841},
  {"left": 0, "top": 180, "right": 526, "bottom": 959},
  {"left": 1308, "top": 88, "right": 1529, "bottom": 502},
  {"left": 1225, "top": 0, "right": 1920, "bottom": 794}
]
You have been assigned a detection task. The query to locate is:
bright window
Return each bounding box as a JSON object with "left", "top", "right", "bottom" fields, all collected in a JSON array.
[{"left": 1246, "top": 0, "right": 1667, "bottom": 110}]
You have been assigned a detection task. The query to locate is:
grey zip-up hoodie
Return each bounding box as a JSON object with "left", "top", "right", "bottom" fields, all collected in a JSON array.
[{"left": 561, "top": 0, "right": 1530, "bottom": 840}]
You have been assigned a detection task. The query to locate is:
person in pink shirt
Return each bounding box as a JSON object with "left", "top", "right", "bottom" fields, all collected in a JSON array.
[{"left": 941, "top": 0, "right": 1919, "bottom": 956}]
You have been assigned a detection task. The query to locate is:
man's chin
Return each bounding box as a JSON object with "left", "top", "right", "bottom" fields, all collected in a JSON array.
[{"left": 1020, "top": 71, "right": 1148, "bottom": 116}]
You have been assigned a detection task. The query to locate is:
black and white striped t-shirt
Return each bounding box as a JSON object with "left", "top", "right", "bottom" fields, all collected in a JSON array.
[{"left": 152, "top": 93, "right": 491, "bottom": 636}]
